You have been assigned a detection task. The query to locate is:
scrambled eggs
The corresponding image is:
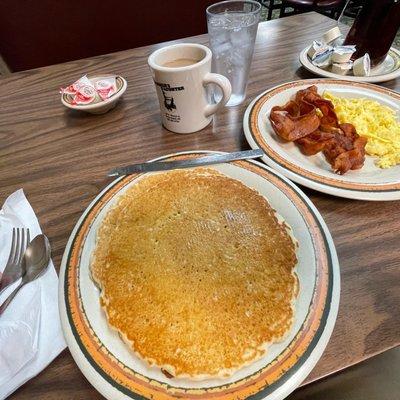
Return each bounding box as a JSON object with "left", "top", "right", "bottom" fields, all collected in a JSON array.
[{"left": 323, "top": 92, "right": 400, "bottom": 168}]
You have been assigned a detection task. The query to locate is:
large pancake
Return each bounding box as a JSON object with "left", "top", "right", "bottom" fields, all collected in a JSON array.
[{"left": 91, "top": 168, "right": 298, "bottom": 380}]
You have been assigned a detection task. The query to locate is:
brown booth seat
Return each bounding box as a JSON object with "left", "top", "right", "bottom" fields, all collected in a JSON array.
[{"left": 0, "top": 0, "right": 215, "bottom": 72}]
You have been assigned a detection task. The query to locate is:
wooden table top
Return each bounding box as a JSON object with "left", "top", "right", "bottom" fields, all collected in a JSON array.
[{"left": 1, "top": 11, "right": 399, "bottom": 400}]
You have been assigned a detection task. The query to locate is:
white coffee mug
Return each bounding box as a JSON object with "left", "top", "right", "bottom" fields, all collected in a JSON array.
[{"left": 148, "top": 43, "right": 232, "bottom": 134}]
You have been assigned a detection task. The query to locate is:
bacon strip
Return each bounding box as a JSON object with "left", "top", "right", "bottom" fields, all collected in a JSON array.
[
  {"left": 331, "top": 136, "right": 367, "bottom": 174},
  {"left": 296, "top": 86, "right": 339, "bottom": 127},
  {"left": 270, "top": 102, "right": 320, "bottom": 142},
  {"left": 296, "top": 130, "right": 334, "bottom": 156}
]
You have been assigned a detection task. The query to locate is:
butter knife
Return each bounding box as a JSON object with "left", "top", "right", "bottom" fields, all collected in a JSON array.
[{"left": 107, "top": 149, "right": 264, "bottom": 177}]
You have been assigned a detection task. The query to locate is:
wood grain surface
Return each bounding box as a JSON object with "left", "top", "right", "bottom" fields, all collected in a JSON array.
[{"left": 1, "top": 12, "right": 399, "bottom": 400}]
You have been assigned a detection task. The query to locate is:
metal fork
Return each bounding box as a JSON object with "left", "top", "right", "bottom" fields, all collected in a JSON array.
[{"left": 0, "top": 227, "right": 30, "bottom": 295}]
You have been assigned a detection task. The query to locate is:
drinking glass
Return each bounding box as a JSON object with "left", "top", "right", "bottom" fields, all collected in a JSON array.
[{"left": 207, "top": 0, "right": 261, "bottom": 107}]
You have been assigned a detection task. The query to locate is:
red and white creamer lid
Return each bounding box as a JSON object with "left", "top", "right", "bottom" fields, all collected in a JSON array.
[
  {"left": 71, "top": 85, "right": 97, "bottom": 105},
  {"left": 94, "top": 77, "right": 117, "bottom": 100},
  {"left": 60, "top": 75, "right": 93, "bottom": 95}
]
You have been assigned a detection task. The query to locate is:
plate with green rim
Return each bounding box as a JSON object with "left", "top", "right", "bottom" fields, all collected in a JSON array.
[{"left": 59, "top": 151, "right": 340, "bottom": 400}]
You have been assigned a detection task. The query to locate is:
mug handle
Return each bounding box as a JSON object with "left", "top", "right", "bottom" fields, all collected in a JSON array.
[{"left": 203, "top": 73, "right": 232, "bottom": 117}]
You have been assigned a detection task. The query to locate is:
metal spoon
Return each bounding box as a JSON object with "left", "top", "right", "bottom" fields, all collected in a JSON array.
[{"left": 0, "top": 234, "right": 51, "bottom": 315}]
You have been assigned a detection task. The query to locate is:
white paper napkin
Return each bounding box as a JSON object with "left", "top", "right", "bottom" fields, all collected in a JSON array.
[{"left": 0, "top": 189, "right": 66, "bottom": 399}]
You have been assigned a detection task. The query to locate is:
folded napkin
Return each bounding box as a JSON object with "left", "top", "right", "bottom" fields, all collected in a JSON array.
[{"left": 0, "top": 190, "right": 66, "bottom": 399}]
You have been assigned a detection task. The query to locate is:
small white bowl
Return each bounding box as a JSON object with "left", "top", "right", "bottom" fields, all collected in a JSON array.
[{"left": 61, "top": 75, "right": 127, "bottom": 115}]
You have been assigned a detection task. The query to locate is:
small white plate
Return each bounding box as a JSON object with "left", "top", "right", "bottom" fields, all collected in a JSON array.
[
  {"left": 299, "top": 46, "right": 400, "bottom": 83},
  {"left": 59, "top": 151, "right": 340, "bottom": 400},
  {"left": 61, "top": 75, "right": 127, "bottom": 114},
  {"left": 243, "top": 79, "right": 400, "bottom": 201}
]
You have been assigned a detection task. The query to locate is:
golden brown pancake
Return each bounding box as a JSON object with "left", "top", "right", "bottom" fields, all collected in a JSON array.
[{"left": 91, "top": 168, "right": 298, "bottom": 379}]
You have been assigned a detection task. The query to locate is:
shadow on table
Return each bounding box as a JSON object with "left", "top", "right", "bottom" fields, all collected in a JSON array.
[
  {"left": 295, "top": 67, "right": 320, "bottom": 81},
  {"left": 288, "top": 347, "right": 400, "bottom": 400}
]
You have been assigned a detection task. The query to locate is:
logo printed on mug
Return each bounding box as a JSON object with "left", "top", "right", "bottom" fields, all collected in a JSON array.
[
  {"left": 155, "top": 82, "right": 184, "bottom": 116},
  {"left": 148, "top": 43, "right": 232, "bottom": 134}
]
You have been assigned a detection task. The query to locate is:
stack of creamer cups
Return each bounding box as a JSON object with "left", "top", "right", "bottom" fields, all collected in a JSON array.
[{"left": 307, "top": 26, "right": 370, "bottom": 77}]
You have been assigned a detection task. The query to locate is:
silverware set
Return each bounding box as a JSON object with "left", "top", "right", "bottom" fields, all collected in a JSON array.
[
  {"left": 0, "top": 227, "right": 51, "bottom": 315},
  {"left": 0, "top": 228, "right": 30, "bottom": 295}
]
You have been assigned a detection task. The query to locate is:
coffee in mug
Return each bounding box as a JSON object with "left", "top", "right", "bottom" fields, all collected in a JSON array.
[
  {"left": 162, "top": 58, "right": 199, "bottom": 68},
  {"left": 148, "top": 43, "right": 232, "bottom": 134}
]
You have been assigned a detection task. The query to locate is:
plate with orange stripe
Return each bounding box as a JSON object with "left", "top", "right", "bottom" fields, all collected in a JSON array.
[
  {"left": 59, "top": 151, "right": 340, "bottom": 400},
  {"left": 243, "top": 79, "right": 400, "bottom": 201}
]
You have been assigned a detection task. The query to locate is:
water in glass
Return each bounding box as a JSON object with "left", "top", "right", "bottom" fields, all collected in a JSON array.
[{"left": 207, "top": 1, "right": 260, "bottom": 106}]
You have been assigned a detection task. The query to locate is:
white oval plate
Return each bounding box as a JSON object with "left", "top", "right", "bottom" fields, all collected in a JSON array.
[
  {"left": 299, "top": 46, "right": 400, "bottom": 83},
  {"left": 59, "top": 151, "right": 340, "bottom": 400},
  {"left": 243, "top": 79, "right": 400, "bottom": 201}
]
